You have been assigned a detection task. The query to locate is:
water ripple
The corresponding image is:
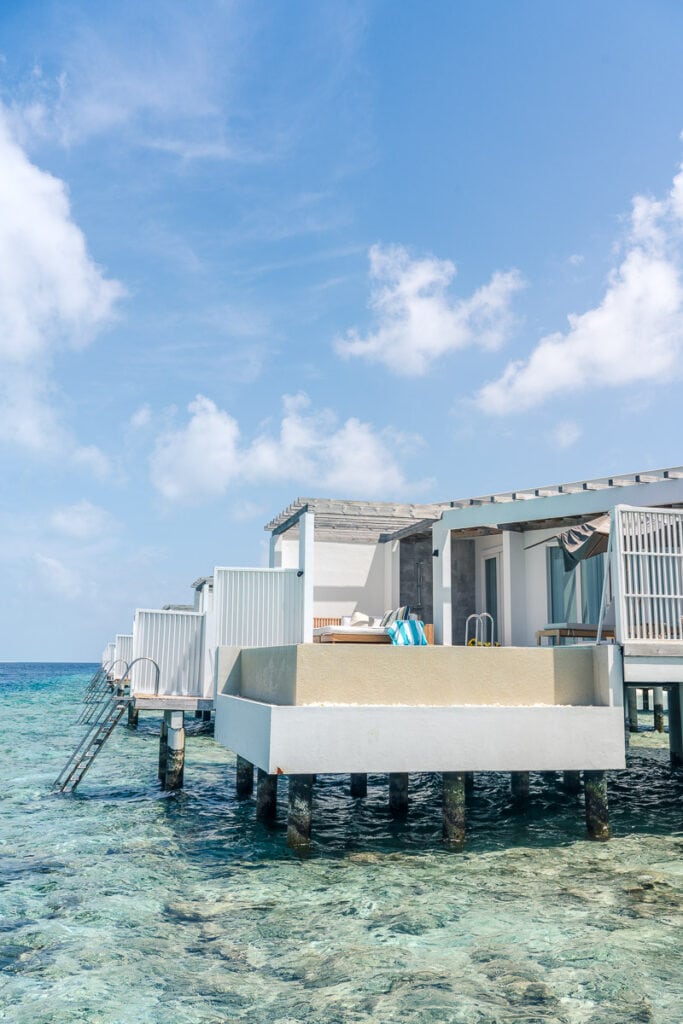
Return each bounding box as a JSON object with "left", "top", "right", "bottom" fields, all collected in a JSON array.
[{"left": 0, "top": 663, "right": 681, "bottom": 1023}]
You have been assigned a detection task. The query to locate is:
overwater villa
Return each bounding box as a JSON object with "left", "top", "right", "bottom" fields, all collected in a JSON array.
[{"left": 62, "top": 464, "right": 683, "bottom": 851}]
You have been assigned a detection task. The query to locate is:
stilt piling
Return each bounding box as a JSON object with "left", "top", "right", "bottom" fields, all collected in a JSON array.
[
  {"left": 164, "top": 710, "right": 185, "bottom": 790},
  {"left": 584, "top": 770, "right": 610, "bottom": 840},
  {"left": 235, "top": 756, "right": 254, "bottom": 799},
  {"left": 287, "top": 775, "right": 314, "bottom": 851},
  {"left": 388, "top": 773, "right": 409, "bottom": 818},
  {"left": 350, "top": 773, "right": 367, "bottom": 798},
  {"left": 256, "top": 769, "right": 278, "bottom": 823},
  {"left": 442, "top": 772, "right": 466, "bottom": 849}
]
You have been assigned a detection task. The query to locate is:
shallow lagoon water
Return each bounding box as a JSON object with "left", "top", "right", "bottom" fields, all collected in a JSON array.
[{"left": 1, "top": 664, "right": 682, "bottom": 1024}]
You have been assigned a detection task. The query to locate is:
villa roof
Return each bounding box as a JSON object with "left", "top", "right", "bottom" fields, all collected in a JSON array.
[
  {"left": 448, "top": 465, "right": 683, "bottom": 510},
  {"left": 265, "top": 466, "right": 683, "bottom": 543},
  {"left": 191, "top": 576, "right": 213, "bottom": 591},
  {"left": 265, "top": 497, "right": 451, "bottom": 543},
  {"left": 441, "top": 464, "right": 683, "bottom": 535}
]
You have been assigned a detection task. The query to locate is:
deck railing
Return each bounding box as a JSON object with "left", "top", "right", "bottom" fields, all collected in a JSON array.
[{"left": 612, "top": 505, "right": 683, "bottom": 644}]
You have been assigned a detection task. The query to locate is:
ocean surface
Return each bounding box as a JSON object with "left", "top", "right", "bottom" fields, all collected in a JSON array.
[{"left": 1, "top": 663, "right": 682, "bottom": 1024}]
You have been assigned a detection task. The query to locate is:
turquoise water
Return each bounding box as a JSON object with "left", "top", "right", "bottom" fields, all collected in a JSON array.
[{"left": 1, "top": 664, "right": 682, "bottom": 1024}]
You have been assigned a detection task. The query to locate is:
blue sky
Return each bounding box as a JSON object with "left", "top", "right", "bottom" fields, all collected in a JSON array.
[{"left": 2, "top": 0, "right": 683, "bottom": 659}]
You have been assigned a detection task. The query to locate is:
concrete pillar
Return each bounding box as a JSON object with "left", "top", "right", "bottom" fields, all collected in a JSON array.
[
  {"left": 641, "top": 688, "right": 650, "bottom": 711},
  {"left": 510, "top": 771, "right": 529, "bottom": 805},
  {"left": 158, "top": 716, "right": 168, "bottom": 782},
  {"left": 350, "top": 773, "right": 367, "bottom": 798},
  {"left": 194, "top": 710, "right": 203, "bottom": 719},
  {"left": 627, "top": 688, "right": 639, "bottom": 732},
  {"left": 299, "top": 511, "right": 315, "bottom": 644},
  {"left": 584, "top": 770, "right": 610, "bottom": 841},
  {"left": 164, "top": 711, "right": 185, "bottom": 790},
  {"left": 654, "top": 687, "right": 665, "bottom": 734},
  {"left": 235, "top": 756, "right": 254, "bottom": 799},
  {"left": 256, "top": 769, "right": 278, "bottom": 823},
  {"left": 442, "top": 772, "right": 466, "bottom": 849},
  {"left": 127, "top": 704, "right": 139, "bottom": 729},
  {"left": 668, "top": 685, "right": 683, "bottom": 768},
  {"left": 202, "top": 710, "right": 212, "bottom": 723},
  {"left": 563, "top": 770, "right": 582, "bottom": 794},
  {"left": 388, "top": 773, "right": 408, "bottom": 817},
  {"left": 287, "top": 775, "right": 314, "bottom": 851}
]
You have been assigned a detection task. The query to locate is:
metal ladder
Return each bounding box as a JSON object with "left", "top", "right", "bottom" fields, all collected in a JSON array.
[
  {"left": 78, "top": 660, "right": 130, "bottom": 725},
  {"left": 54, "top": 691, "right": 131, "bottom": 793}
]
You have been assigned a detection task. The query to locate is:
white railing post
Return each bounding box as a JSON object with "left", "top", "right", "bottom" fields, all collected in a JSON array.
[{"left": 432, "top": 521, "right": 452, "bottom": 646}]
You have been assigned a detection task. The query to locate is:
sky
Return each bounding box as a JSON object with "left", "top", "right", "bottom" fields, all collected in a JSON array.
[{"left": 2, "top": 0, "right": 683, "bottom": 659}]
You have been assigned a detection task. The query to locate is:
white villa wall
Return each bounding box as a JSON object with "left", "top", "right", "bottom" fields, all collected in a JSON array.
[
  {"left": 312, "top": 540, "right": 389, "bottom": 619},
  {"left": 112, "top": 634, "right": 133, "bottom": 679},
  {"left": 213, "top": 567, "right": 304, "bottom": 647},
  {"left": 131, "top": 609, "right": 206, "bottom": 697},
  {"left": 272, "top": 535, "right": 395, "bottom": 620}
]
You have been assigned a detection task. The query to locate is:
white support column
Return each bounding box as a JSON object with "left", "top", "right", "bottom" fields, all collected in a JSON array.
[
  {"left": 432, "top": 522, "right": 452, "bottom": 646},
  {"left": 502, "top": 530, "right": 527, "bottom": 646},
  {"left": 299, "top": 511, "right": 315, "bottom": 643},
  {"left": 384, "top": 538, "right": 400, "bottom": 611},
  {"left": 269, "top": 533, "right": 282, "bottom": 568}
]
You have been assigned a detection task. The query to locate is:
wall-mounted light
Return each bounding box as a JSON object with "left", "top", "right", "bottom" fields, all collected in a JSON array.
[
  {"left": 297, "top": 570, "right": 304, "bottom": 577},
  {"left": 432, "top": 549, "right": 439, "bottom": 558}
]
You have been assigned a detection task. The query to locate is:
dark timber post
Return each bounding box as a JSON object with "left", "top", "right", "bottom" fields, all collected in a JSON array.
[
  {"left": 653, "top": 687, "right": 665, "bottom": 733},
  {"left": 287, "top": 775, "right": 314, "bottom": 851},
  {"left": 584, "top": 770, "right": 610, "bottom": 840},
  {"left": 442, "top": 772, "right": 466, "bottom": 849},
  {"left": 235, "top": 756, "right": 254, "bottom": 799},
  {"left": 158, "top": 716, "right": 168, "bottom": 782},
  {"left": 127, "top": 704, "right": 139, "bottom": 729},
  {"left": 668, "top": 685, "right": 683, "bottom": 768},
  {"left": 627, "top": 688, "right": 639, "bottom": 733},
  {"left": 256, "top": 768, "right": 278, "bottom": 823},
  {"left": 350, "top": 773, "right": 367, "bottom": 797},
  {"left": 388, "top": 773, "right": 409, "bottom": 817},
  {"left": 164, "top": 710, "right": 185, "bottom": 790},
  {"left": 563, "top": 770, "right": 582, "bottom": 794},
  {"left": 510, "top": 771, "right": 530, "bottom": 806}
]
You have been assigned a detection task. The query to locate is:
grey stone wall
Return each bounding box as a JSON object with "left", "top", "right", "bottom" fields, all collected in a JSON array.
[
  {"left": 399, "top": 534, "right": 433, "bottom": 624},
  {"left": 451, "top": 538, "right": 475, "bottom": 645},
  {"left": 399, "top": 533, "right": 475, "bottom": 641}
]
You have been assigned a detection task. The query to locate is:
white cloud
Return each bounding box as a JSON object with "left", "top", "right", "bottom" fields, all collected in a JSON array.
[
  {"left": 0, "top": 109, "right": 123, "bottom": 363},
  {"left": 129, "top": 404, "right": 152, "bottom": 430},
  {"left": 552, "top": 420, "right": 582, "bottom": 450},
  {"left": 150, "top": 392, "right": 424, "bottom": 503},
  {"left": 8, "top": 4, "right": 255, "bottom": 161},
  {"left": 150, "top": 396, "right": 241, "bottom": 502},
  {"left": 0, "top": 105, "right": 123, "bottom": 460},
  {"left": 477, "top": 159, "right": 683, "bottom": 415},
  {"left": 335, "top": 243, "right": 524, "bottom": 375},
  {"left": 50, "top": 500, "right": 117, "bottom": 541},
  {"left": 34, "top": 553, "right": 82, "bottom": 599}
]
